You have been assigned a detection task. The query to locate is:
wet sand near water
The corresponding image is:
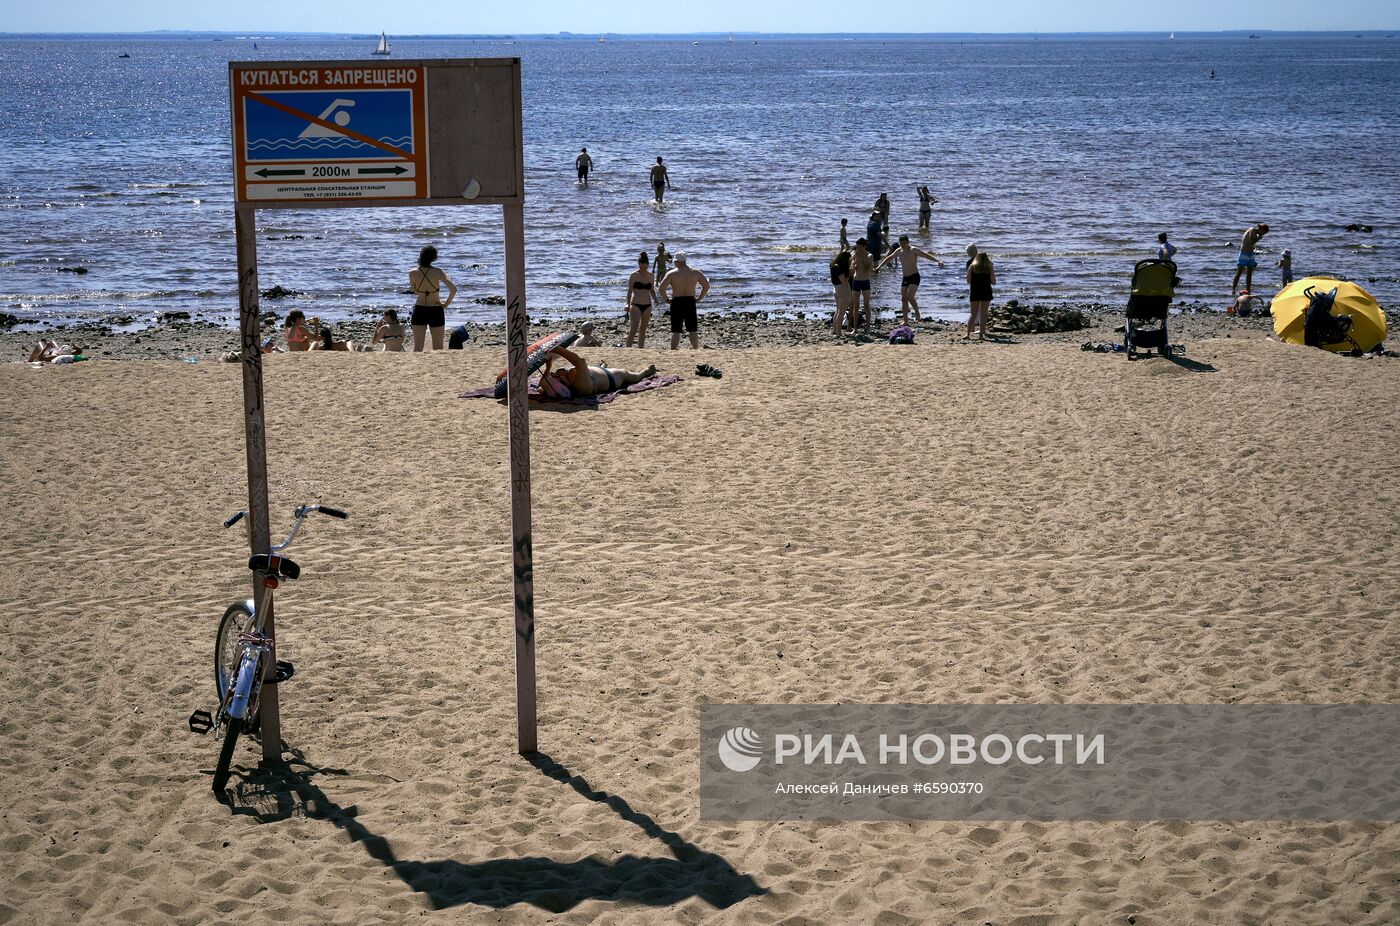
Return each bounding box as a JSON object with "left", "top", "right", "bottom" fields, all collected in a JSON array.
[{"left": 1, "top": 307, "right": 1297, "bottom": 361}]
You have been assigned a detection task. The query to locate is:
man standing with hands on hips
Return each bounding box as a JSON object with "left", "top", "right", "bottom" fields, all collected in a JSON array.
[{"left": 659, "top": 252, "right": 710, "bottom": 350}]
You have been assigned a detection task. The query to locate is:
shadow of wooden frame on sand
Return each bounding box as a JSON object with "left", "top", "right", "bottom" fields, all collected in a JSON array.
[
  {"left": 222, "top": 750, "right": 766, "bottom": 914},
  {"left": 1164, "top": 353, "right": 1219, "bottom": 373}
]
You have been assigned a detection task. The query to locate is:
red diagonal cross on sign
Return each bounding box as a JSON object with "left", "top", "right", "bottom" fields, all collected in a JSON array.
[{"left": 244, "top": 90, "right": 412, "bottom": 159}]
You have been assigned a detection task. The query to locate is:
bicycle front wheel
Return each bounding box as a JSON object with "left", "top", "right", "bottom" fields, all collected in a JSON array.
[
  {"left": 213, "top": 717, "right": 241, "bottom": 793},
  {"left": 215, "top": 601, "right": 254, "bottom": 703}
]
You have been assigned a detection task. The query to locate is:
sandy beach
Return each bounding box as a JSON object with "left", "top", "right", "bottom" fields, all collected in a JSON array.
[{"left": 2, "top": 326, "right": 1398, "bottom": 924}]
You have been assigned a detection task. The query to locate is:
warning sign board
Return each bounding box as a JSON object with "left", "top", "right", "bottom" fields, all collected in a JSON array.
[{"left": 231, "top": 64, "right": 429, "bottom": 203}]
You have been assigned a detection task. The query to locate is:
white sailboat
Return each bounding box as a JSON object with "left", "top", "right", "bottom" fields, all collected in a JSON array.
[
  {"left": 1169, "top": 32, "right": 1176, "bottom": 39},
  {"left": 372, "top": 32, "right": 390, "bottom": 56}
]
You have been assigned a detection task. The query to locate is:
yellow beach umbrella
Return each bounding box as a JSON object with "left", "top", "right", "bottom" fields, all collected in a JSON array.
[{"left": 1271, "top": 277, "right": 1387, "bottom": 352}]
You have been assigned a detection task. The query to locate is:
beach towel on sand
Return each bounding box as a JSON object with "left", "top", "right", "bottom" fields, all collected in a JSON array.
[{"left": 461, "top": 373, "right": 682, "bottom": 406}]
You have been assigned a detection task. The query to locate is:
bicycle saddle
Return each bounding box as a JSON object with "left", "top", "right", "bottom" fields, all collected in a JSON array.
[{"left": 248, "top": 554, "right": 300, "bottom": 579}]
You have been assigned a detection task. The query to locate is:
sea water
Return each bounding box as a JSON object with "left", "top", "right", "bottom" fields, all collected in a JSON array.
[{"left": 2, "top": 33, "right": 1397, "bottom": 328}]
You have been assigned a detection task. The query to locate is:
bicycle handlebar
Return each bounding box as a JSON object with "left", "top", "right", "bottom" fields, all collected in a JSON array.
[{"left": 222, "top": 503, "right": 350, "bottom": 551}]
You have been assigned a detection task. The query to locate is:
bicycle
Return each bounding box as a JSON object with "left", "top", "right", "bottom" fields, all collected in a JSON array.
[{"left": 188, "top": 503, "right": 348, "bottom": 793}]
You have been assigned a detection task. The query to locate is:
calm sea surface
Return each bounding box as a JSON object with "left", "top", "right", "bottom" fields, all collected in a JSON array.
[{"left": 2, "top": 34, "right": 1397, "bottom": 327}]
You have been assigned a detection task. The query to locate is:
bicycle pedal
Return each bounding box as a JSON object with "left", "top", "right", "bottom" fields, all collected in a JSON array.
[
  {"left": 275, "top": 660, "right": 295, "bottom": 683},
  {"left": 188, "top": 710, "right": 214, "bottom": 735}
]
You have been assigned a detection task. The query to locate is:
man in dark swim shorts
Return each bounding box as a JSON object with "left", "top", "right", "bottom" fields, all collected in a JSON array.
[
  {"left": 650, "top": 157, "right": 670, "bottom": 202},
  {"left": 576, "top": 147, "right": 593, "bottom": 184},
  {"left": 877, "top": 234, "right": 945, "bottom": 325},
  {"left": 849, "top": 238, "right": 874, "bottom": 328},
  {"left": 658, "top": 252, "right": 710, "bottom": 350}
]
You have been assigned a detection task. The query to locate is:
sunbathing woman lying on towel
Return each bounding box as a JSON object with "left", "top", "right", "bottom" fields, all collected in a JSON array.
[{"left": 540, "top": 346, "right": 656, "bottom": 397}]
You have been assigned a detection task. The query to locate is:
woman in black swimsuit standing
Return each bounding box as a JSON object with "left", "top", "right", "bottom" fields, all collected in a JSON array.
[
  {"left": 625, "top": 250, "right": 656, "bottom": 348},
  {"left": 408, "top": 245, "right": 458, "bottom": 351},
  {"left": 966, "top": 247, "right": 996, "bottom": 341}
]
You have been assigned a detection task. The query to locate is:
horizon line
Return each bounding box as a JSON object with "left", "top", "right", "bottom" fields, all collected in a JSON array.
[{"left": 4, "top": 28, "right": 1400, "bottom": 38}]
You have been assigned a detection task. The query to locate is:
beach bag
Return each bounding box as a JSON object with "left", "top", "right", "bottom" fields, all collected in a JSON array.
[{"left": 888, "top": 325, "right": 915, "bottom": 345}]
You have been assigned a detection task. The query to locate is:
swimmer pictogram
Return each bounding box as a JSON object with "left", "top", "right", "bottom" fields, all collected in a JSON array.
[
  {"left": 232, "top": 64, "right": 428, "bottom": 203},
  {"left": 298, "top": 99, "right": 356, "bottom": 139}
]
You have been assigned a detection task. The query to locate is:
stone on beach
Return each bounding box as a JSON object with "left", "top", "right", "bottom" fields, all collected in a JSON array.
[{"left": 989, "top": 300, "right": 1091, "bottom": 334}]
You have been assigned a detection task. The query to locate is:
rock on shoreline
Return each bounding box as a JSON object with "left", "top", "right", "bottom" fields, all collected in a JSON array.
[{"left": 989, "top": 300, "right": 1090, "bottom": 334}]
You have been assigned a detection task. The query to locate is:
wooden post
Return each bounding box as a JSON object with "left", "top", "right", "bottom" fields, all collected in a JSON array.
[
  {"left": 234, "top": 204, "right": 281, "bottom": 763},
  {"left": 503, "top": 199, "right": 537, "bottom": 753}
]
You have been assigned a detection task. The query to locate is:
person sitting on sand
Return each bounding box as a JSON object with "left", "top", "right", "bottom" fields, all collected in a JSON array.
[
  {"left": 877, "top": 234, "right": 944, "bottom": 325},
  {"left": 27, "top": 339, "right": 67, "bottom": 362},
  {"left": 27, "top": 340, "right": 84, "bottom": 364},
  {"left": 310, "top": 327, "right": 357, "bottom": 352},
  {"left": 1232, "top": 289, "right": 1266, "bottom": 317},
  {"left": 283, "top": 310, "right": 312, "bottom": 352},
  {"left": 371, "top": 309, "right": 405, "bottom": 352},
  {"left": 575, "top": 321, "right": 602, "bottom": 348},
  {"left": 541, "top": 345, "right": 657, "bottom": 397}
]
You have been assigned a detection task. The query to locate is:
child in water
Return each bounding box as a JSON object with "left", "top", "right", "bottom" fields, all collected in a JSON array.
[{"left": 1277, "top": 249, "right": 1293, "bottom": 287}]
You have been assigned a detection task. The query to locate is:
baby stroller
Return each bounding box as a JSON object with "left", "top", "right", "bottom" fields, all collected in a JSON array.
[
  {"left": 1302, "top": 284, "right": 1359, "bottom": 351},
  {"left": 1125, "top": 258, "right": 1178, "bottom": 360}
]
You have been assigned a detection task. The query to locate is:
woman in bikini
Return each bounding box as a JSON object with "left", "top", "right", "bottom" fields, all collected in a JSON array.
[
  {"left": 283, "top": 310, "right": 311, "bottom": 352},
  {"left": 541, "top": 346, "right": 656, "bottom": 397},
  {"left": 371, "top": 309, "right": 405, "bottom": 352},
  {"left": 916, "top": 185, "right": 936, "bottom": 231},
  {"left": 309, "top": 326, "right": 359, "bottom": 351},
  {"left": 408, "top": 245, "right": 457, "bottom": 351},
  {"left": 625, "top": 251, "right": 656, "bottom": 348},
  {"left": 829, "top": 249, "right": 854, "bottom": 335}
]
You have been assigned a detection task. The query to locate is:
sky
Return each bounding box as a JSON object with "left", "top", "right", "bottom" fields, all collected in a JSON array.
[{"left": 2, "top": 0, "right": 1397, "bottom": 34}]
